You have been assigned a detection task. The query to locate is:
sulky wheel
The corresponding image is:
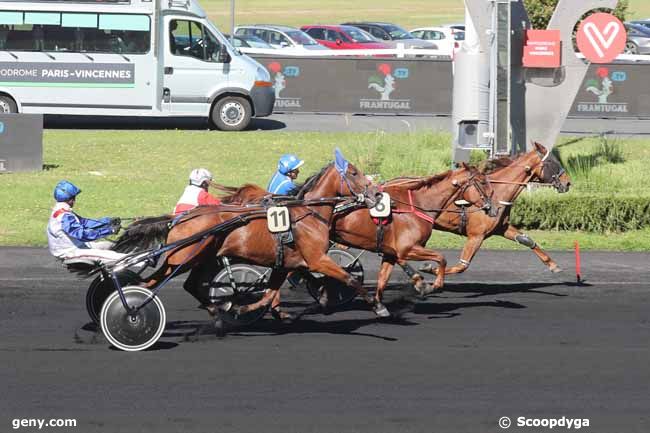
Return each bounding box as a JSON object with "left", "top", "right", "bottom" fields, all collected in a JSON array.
[
  {"left": 86, "top": 270, "right": 141, "bottom": 324},
  {"left": 100, "top": 286, "right": 166, "bottom": 352},
  {"left": 305, "top": 248, "right": 364, "bottom": 307},
  {"left": 213, "top": 264, "right": 270, "bottom": 327}
]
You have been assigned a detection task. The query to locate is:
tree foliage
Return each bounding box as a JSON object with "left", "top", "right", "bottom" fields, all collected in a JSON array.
[{"left": 524, "top": 0, "right": 629, "bottom": 29}]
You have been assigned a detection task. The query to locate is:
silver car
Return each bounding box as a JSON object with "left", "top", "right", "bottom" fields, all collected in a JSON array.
[
  {"left": 234, "top": 25, "right": 329, "bottom": 52},
  {"left": 624, "top": 23, "right": 650, "bottom": 55}
]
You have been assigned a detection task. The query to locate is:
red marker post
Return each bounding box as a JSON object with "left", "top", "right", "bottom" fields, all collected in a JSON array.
[{"left": 574, "top": 240, "right": 582, "bottom": 284}]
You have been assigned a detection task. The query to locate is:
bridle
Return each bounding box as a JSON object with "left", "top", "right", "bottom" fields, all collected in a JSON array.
[
  {"left": 338, "top": 166, "right": 377, "bottom": 208},
  {"left": 388, "top": 170, "right": 495, "bottom": 217},
  {"left": 487, "top": 149, "right": 566, "bottom": 192}
]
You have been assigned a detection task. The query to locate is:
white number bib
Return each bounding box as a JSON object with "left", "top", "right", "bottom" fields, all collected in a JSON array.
[
  {"left": 369, "top": 193, "right": 391, "bottom": 218},
  {"left": 266, "top": 206, "right": 291, "bottom": 233}
]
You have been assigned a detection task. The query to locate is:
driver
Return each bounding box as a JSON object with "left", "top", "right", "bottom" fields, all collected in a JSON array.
[
  {"left": 267, "top": 154, "right": 304, "bottom": 195},
  {"left": 46, "top": 180, "right": 124, "bottom": 264},
  {"left": 174, "top": 168, "right": 222, "bottom": 214},
  {"left": 173, "top": 169, "right": 222, "bottom": 309}
]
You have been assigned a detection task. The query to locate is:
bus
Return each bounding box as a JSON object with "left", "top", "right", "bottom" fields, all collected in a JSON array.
[{"left": 0, "top": 0, "right": 275, "bottom": 131}]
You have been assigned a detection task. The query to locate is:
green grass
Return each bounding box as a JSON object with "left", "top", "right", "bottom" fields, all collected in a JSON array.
[
  {"left": 1, "top": 130, "right": 649, "bottom": 250},
  {"left": 205, "top": 0, "right": 650, "bottom": 33}
]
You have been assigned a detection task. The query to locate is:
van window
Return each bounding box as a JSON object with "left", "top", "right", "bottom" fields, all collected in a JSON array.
[
  {"left": 170, "top": 19, "right": 223, "bottom": 62},
  {"left": 0, "top": 11, "right": 150, "bottom": 53}
]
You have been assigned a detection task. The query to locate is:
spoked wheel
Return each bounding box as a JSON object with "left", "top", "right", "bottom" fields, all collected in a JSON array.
[
  {"left": 86, "top": 270, "right": 141, "bottom": 324},
  {"left": 304, "top": 249, "right": 364, "bottom": 307},
  {"left": 100, "top": 286, "right": 166, "bottom": 352},
  {"left": 212, "top": 264, "right": 270, "bottom": 326}
]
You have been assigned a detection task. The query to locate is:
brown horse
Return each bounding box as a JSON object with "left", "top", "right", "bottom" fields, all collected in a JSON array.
[
  {"left": 331, "top": 163, "right": 495, "bottom": 307},
  {"left": 222, "top": 164, "right": 496, "bottom": 312},
  {"left": 116, "top": 150, "right": 381, "bottom": 320},
  {"left": 421, "top": 142, "right": 572, "bottom": 276}
]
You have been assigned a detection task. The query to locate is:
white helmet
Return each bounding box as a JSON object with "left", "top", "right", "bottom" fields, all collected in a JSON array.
[{"left": 189, "top": 168, "right": 213, "bottom": 187}]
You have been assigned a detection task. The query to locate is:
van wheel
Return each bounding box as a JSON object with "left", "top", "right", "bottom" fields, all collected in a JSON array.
[
  {"left": 211, "top": 96, "right": 251, "bottom": 131},
  {"left": 0, "top": 95, "right": 18, "bottom": 114}
]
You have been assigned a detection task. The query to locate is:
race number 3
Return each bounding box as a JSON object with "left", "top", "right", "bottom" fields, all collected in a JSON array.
[
  {"left": 369, "top": 193, "right": 391, "bottom": 218},
  {"left": 267, "top": 206, "right": 291, "bottom": 233}
]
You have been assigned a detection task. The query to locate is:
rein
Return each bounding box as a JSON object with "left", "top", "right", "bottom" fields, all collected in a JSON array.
[{"left": 387, "top": 173, "right": 493, "bottom": 218}]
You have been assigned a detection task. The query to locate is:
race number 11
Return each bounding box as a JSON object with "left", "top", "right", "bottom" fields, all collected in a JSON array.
[{"left": 267, "top": 206, "right": 291, "bottom": 233}]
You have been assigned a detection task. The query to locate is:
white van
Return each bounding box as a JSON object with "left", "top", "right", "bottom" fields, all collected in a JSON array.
[{"left": 0, "top": 0, "right": 274, "bottom": 131}]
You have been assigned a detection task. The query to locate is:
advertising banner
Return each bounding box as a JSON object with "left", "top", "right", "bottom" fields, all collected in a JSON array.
[
  {"left": 251, "top": 56, "right": 453, "bottom": 115},
  {"left": 569, "top": 63, "right": 650, "bottom": 118}
]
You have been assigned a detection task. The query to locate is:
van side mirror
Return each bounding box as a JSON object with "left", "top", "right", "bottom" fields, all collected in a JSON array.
[
  {"left": 336, "top": 39, "right": 342, "bottom": 46},
  {"left": 280, "top": 41, "right": 289, "bottom": 48},
  {"left": 218, "top": 44, "right": 231, "bottom": 63}
]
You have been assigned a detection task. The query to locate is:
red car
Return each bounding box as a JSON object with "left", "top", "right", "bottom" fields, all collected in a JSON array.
[{"left": 301, "top": 25, "right": 391, "bottom": 50}]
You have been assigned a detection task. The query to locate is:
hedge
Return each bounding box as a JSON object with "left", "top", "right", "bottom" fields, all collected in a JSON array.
[{"left": 510, "top": 195, "right": 650, "bottom": 233}]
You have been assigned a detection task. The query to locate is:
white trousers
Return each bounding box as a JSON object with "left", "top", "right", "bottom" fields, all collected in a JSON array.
[{"left": 58, "top": 241, "right": 126, "bottom": 265}]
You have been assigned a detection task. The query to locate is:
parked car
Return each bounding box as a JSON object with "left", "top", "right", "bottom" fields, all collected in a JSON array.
[
  {"left": 409, "top": 26, "right": 461, "bottom": 55},
  {"left": 628, "top": 19, "right": 650, "bottom": 32},
  {"left": 301, "top": 25, "right": 391, "bottom": 50},
  {"left": 224, "top": 34, "right": 274, "bottom": 49},
  {"left": 234, "top": 25, "right": 329, "bottom": 51},
  {"left": 340, "top": 22, "right": 437, "bottom": 49},
  {"left": 624, "top": 23, "right": 650, "bottom": 55}
]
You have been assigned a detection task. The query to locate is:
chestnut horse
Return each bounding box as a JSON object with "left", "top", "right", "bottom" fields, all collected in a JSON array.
[
  {"left": 115, "top": 150, "right": 380, "bottom": 320},
  {"left": 421, "top": 142, "right": 572, "bottom": 276},
  {"left": 222, "top": 163, "right": 496, "bottom": 312}
]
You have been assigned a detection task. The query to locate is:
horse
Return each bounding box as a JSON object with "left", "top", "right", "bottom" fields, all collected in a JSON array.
[
  {"left": 219, "top": 163, "right": 496, "bottom": 311},
  {"left": 421, "top": 142, "right": 572, "bottom": 276},
  {"left": 113, "top": 150, "right": 382, "bottom": 321}
]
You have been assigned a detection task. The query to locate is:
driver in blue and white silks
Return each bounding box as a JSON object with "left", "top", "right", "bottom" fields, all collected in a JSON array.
[
  {"left": 267, "top": 154, "right": 304, "bottom": 195},
  {"left": 46, "top": 180, "right": 125, "bottom": 264}
]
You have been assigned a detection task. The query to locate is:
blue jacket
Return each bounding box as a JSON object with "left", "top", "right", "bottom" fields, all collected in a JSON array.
[
  {"left": 62, "top": 213, "right": 113, "bottom": 242},
  {"left": 267, "top": 171, "right": 296, "bottom": 195}
]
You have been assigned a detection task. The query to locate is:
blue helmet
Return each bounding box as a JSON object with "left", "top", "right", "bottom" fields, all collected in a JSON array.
[
  {"left": 277, "top": 154, "right": 304, "bottom": 175},
  {"left": 53, "top": 180, "right": 81, "bottom": 202}
]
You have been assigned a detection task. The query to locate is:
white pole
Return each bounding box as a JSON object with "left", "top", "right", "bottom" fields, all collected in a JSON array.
[{"left": 230, "top": 0, "right": 235, "bottom": 44}]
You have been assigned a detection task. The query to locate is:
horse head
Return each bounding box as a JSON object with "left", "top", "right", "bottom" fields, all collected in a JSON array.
[
  {"left": 298, "top": 148, "right": 378, "bottom": 206},
  {"left": 531, "top": 142, "right": 571, "bottom": 193}
]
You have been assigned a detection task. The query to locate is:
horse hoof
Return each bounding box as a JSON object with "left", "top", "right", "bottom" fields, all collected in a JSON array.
[
  {"left": 373, "top": 302, "right": 391, "bottom": 318},
  {"left": 419, "top": 263, "right": 434, "bottom": 274},
  {"left": 420, "top": 284, "right": 444, "bottom": 296},
  {"left": 549, "top": 264, "right": 563, "bottom": 273},
  {"left": 271, "top": 308, "right": 298, "bottom": 324},
  {"left": 213, "top": 319, "right": 226, "bottom": 338}
]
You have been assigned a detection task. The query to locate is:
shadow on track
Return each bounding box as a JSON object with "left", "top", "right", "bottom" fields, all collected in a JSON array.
[{"left": 441, "top": 282, "right": 569, "bottom": 298}]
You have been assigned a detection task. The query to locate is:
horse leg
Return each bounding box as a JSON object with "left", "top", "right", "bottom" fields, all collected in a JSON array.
[
  {"left": 140, "top": 262, "right": 175, "bottom": 289},
  {"left": 403, "top": 245, "right": 447, "bottom": 293},
  {"left": 437, "top": 235, "right": 485, "bottom": 275},
  {"left": 397, "top": 262, "right": 427, "bottom": 295},
  {"left": 503, "top": 225, "right": 562, "bottom": 273},
  {"left": 308, "top": 255, "right": 389, "bottom": 317},
  {"left": 372, "top": 259, "right": 395, "bottom": 318},
  {"left": 183, "top": 260, "right": 217, "bottom": 306},
  {"left": 268, "top": 271, "right": 297, "bottom": 322},
  {"left": 237, "top": 269, "right": 291, "bottom": 318}
]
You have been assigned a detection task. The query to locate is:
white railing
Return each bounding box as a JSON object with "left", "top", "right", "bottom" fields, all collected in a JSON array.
[{"left": 238, "top": 44, "right": 451, "bottom": 59}]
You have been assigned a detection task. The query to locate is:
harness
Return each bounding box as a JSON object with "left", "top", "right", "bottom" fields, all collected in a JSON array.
[{"left": 369, "top": 173, "right": 495, "bottom": 252}]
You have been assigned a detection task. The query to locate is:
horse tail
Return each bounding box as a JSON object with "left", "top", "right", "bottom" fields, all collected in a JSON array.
[{"left": 112, "top": 215, "right": 173, "bottom": 253}]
